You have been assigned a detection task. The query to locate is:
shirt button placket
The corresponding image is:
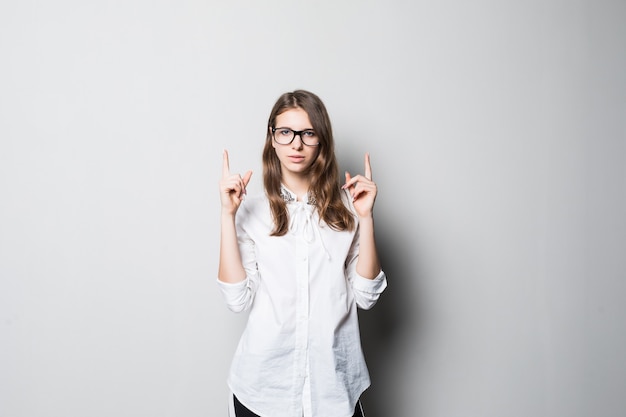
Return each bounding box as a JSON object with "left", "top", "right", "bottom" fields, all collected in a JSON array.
[{"left": 294, "top": 235, "right": 310, "bottom": 382}]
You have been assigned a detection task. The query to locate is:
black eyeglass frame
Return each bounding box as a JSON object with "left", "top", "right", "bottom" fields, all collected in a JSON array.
[{"left": 271, "top": 127, "right": 320, "bottom": 147}]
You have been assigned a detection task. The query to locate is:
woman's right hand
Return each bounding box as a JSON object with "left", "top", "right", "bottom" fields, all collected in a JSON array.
[{"left": 220, "top": 149, "right": 253, "bottom": 216}]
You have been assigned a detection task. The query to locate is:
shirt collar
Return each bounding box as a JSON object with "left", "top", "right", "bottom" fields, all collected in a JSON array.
[{"left": 280, "top": 185, "right": 316, "bottom": 205}]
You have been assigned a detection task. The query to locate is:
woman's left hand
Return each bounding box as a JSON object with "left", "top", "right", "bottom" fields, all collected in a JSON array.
[{"left": 343, "top": 153, "right": 377, "bottom": 218}]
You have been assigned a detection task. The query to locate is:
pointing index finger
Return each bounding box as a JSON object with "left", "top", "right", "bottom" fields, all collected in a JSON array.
[
  {"left": 364, "top": 153, "right": 372, "bottom": 180},
  {"left": 222, "top": 149, "right": 230, "bottom": 178}
]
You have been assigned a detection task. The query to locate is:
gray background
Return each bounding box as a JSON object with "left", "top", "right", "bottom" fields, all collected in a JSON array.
[{"left": 1, "top": 0, "right": 625, "bottom": 416}]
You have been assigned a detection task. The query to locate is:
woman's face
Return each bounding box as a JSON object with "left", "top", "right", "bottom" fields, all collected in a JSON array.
[{"left": 271, "top": 107, "right": 319, "bottom": 179}]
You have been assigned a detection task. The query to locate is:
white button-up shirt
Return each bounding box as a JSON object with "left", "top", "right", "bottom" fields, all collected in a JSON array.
[{"left": 218, "top": 186, "right": 387, "bottom": 417}]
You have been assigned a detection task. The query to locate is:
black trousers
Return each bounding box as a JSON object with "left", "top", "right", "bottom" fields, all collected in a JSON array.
[{"left": 233, "top": 395, "right": 365, "bottom": 417}]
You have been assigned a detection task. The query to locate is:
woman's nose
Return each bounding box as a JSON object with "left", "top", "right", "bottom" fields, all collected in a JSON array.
[{"left": 291, "top": 134, "right": 304, "bottom": 149}]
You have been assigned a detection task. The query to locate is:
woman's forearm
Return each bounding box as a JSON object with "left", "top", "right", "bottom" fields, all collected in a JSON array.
[
  {"left": 355, "top": 215, "right": 381, "bottom": 279},
  {"left": 218, "top": 213, "right": 247, "bottom": 283}
]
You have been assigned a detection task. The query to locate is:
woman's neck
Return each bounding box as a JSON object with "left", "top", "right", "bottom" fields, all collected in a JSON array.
[{"left": 282, "top": 174, "right": 310, "bottom": 202}]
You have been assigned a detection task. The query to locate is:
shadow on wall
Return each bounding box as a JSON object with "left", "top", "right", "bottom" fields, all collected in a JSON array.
[
  {"left": 337, "top": 144, "right": 423, "bottom": 415},
  {"left": 358, "top": 211, "right": 423, "bottom": 416}
]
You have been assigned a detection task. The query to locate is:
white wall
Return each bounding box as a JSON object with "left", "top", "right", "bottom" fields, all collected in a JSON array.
[{"left": 1, "top": 1, "right": 624, "bottom": 416}]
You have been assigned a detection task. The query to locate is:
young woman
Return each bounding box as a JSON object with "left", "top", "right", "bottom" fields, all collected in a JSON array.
[{"left": 218, "top": 90, "right": 387, "bottom": 417}]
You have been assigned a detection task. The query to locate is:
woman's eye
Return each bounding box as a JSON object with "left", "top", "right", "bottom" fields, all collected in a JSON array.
[
  {"left": 303, "top": 130, "right": 316, "bottom": 137},
  {"left": 278, "top": 129, "right": 292, "bottom": 136}
]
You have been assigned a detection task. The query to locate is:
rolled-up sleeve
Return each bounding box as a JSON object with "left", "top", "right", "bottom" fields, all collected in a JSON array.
[
  {"left": 217, "top": 276, "right": 256, "bottom": 313},
  {"left": 351, "top": 269, "right": 387, "bottom": 310}
]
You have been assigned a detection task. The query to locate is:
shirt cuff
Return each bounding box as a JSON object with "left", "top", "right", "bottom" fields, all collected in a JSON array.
[
  {"left": 351, "top": 269, "right": 387, "bottom": 294},
  {"left": 216, "top": 277, "right": 248, "bottom": 289},
  {"left": 216, "top": 277, "right": 250, "bottom": 309}
]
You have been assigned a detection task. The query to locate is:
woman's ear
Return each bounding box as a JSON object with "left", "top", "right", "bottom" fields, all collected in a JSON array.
[{"left": 269, "top": 127, "right": 276, "bottom": 149}]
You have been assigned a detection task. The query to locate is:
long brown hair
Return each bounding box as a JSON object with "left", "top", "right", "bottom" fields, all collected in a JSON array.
[{"left": 262, "top": 90, "right": 355, "bottom": 236}]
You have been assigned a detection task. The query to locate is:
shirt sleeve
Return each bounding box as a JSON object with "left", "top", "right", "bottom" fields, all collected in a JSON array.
[
  {"left": 350, "top": 269, "right": 387, "bottom": 310},
  {"left": 216, "top": 202, "right": 259, "bottom": 313},
  {"left": 216, "top": 277, "right": 255, "bottom": 313}
]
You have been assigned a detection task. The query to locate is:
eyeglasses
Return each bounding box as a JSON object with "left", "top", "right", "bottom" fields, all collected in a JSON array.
[{"left": 272, "top": 127, "right": 319, "bottom": 146}]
